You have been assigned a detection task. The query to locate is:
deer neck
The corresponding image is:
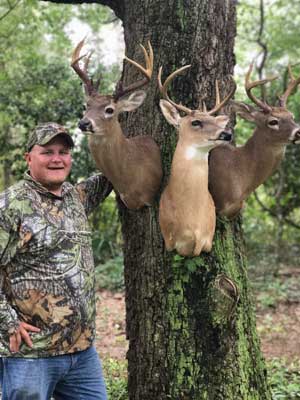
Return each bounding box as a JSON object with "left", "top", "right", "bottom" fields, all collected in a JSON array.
[
  {"left": 241, "top": 128, "right": 286, "bottom": 190},
  {"left": 89, "top": 120, "right": 127, "bottom": 178},
  {"left": 178, "top": 136, "right": 215, "bottom": 161},
  {"left": 93, "top": 121, "right": 125, "bottom": 146},
  {"left": 170, "top": 140, "right": 211, "bottom": 186}
]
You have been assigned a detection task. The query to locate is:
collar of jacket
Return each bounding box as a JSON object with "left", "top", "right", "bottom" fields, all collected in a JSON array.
[{"left": 23, "top": 171, "right": 73, "bottom": 198}]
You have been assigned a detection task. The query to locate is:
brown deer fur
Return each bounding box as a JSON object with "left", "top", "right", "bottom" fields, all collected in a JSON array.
[
  {"left": 71, "top": 40, "right": 162, "bottom": 210},
  {"left": 159, "top": 102, "right": 232, "bottom": 257},
  {"left": 209, "top": 65, "right": 300, "bottom": 218}
]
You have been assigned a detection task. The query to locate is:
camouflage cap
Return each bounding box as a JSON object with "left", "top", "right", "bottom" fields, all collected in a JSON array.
[{"left": 27, "top": 123, "right": 75, "bottom": 151}]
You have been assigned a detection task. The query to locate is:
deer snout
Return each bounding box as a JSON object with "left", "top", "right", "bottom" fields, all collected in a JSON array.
[
  {"left": 78, "top": 118, "right": 93, "bottom": 133},
  {"left": 218, "top": 131, "right": 232, "bottom": 142},
  {"left": 292, "top": 128, "right": 300, "bottom": 144}
]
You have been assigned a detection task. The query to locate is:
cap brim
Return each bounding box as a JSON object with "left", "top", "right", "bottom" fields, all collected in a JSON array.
[{"left": 38, "top": 132, "right": 75, "bottom": 148}]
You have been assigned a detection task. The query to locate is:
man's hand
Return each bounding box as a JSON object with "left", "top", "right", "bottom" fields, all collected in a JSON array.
[{"left": 9, "top": 321, "right": 41, "bottom": 353}]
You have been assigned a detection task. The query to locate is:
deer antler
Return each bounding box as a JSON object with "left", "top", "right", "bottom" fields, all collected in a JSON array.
[
  {"left": 158, "top": 66, "right": 236, "bottom": 115},
  {"left": 278, "top": 64, "right": 300, "bottom": 107},
  {"left": 71, "top": 39, "right": 98, "bottom": 96},
  {"left": 245, "top": 63, "right": 278, "bottom": 112},
  {"left": 113, "top": 41, "right": 154, "bottom": 101},
  {"left": 207, "top": 78, "right": 237, "bottom": 115},
  {"left": 158, "top": 65, "right": 192, "bottom": 114}
]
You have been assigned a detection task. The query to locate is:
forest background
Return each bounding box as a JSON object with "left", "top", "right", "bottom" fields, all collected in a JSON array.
[{"left": 0, "top": 0, "right": 300, "bottom": 398}]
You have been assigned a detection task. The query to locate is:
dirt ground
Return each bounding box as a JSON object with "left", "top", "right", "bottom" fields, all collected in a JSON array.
[
  {"left": 96, "top": 290, "right": 128, "bottom": 360},
  {"left": 95, "top": 289, "right": 300, "bottom": 362}
]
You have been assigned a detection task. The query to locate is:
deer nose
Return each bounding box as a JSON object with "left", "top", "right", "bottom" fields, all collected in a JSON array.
[
  {"left": 78, "top": 118, "right": 93, "bottom": 132},
  {"left": 292, "top": 129, "right": 300, "bottom": 144},
  {"left": 218, "top": 131, "right": 232, "bottom": 142}
]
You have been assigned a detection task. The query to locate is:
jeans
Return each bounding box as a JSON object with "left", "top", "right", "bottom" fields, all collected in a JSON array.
[{"left": 0, "top": 346, "right": 107, "bottom": 400}]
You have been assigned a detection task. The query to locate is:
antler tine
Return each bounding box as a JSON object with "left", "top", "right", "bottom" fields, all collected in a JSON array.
[
  {"left": 278, "top": 64, "right": 300, "bottom": 107},
  {"left": 245, "top": 63, "right": 277, "bottom": 112},
  {"left": 71, "top": 39, "right": 95, "bottom": 95},
  {"left": 114, "top": 41, "right": 154, "bottom": 101},
  {"left": 83, "top": 50, "right": 101, "bottom": 92},
  {"left": 208, "top": 77, "right": 237, "bottom": 115},
  {"left": 158, "top": 65, "right": 192, "bottom": 114}
]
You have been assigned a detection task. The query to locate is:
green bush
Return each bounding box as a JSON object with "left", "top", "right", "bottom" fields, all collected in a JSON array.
[
  {"left": 95, "top": 255, "right": 124, "bottom": 292},
  {"left": 103, "top": 358, "right": 128, "bottom": 400}
]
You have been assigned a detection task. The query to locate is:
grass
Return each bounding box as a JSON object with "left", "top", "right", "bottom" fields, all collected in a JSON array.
[
  {"left": 103, "top": 358, "right": 128, "bottom": 400},
  {"left": 101, "top": 357, "right": 300, "bottom": 399},
  {"left": 268, "top": 358, "right": 300, "bottom": 399}
]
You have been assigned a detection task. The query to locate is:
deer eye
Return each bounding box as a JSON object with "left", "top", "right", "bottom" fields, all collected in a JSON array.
[
  {"left": 105, "top": 107, "right": 115, "bottom": 115},
  {"left": 191, "top": 120, "right": 203, "bottom": 127},
  {"left": 268, "top": 119, "right": 279, "bottom": 127}
]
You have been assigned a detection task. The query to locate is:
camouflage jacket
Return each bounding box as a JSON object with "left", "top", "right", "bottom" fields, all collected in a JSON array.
[{"left": 0, "top": 172, "right": 112, "bottom": 357}]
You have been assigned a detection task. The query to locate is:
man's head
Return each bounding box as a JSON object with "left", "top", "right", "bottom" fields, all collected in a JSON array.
[
  {"left": 25, "top": 123, "right": 74, "bottom": 195},
  {"left": 26, "top": 123, "right": 74, "bottom": 152}
]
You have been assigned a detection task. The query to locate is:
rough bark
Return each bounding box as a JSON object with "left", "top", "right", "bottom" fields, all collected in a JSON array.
[{"left": 43, "top": 0, "right": 271, "bottom": 399}]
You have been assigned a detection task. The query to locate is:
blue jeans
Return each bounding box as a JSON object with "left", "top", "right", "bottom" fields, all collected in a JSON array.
[{"left": 0, "top": 346, "right": 107, "bottom": 400}]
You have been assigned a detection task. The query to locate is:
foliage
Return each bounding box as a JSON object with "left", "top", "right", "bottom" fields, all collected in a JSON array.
[
  {"left": 95, "top": 255, "right": 124, "bottom": 292},
  {"left": 267, "top": 358, "right": 300, "bottom": 399},
  {"left": 102, "top": 358, "right": 128, "bottom": 400},
  {"left": 235, "top": 1, "right": 300, "bottom": 267},
  {"left": 90, "top": 193, "right": 122, "bottom": 262},
  {"left": 249, "top": 258, "right": 300, "bottom": 309}
]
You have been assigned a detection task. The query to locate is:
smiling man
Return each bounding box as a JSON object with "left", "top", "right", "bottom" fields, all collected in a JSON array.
[{"left": 0, "top": 123, "right": 112, "bottom": 400}]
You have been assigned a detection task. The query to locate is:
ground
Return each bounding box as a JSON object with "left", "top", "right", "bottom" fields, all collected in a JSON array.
[
  {"left": 95, "top": 285, "right": 300, "bottom": 362},
  {"left": 96, "top": 290, "right": 128, "bottom": 360},
  {"left": 257, "top": 303, "right": 300, "bottom": 361}
]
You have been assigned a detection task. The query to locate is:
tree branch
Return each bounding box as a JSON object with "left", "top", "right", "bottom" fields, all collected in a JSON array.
[
  {"left": 0, "top": 0, "right": 21, "bottom": 21},
  {"left": 254, "top": 191, "right": 300, "bottom": 229},
  {"left": 256, "top": 0, "right": 268, "bottom": 100},
  {"left": 39, "top": 0, "right": 125, "bottom": 20}
]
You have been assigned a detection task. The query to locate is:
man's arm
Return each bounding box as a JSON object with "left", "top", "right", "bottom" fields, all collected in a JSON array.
[
  {"left": 75, "top": 174, "right": 113, "bottom": 216},
  {"left": 0, "top": 202, "right": 40, "bottom": 352},
  {"left": 0, "top": 207, "right": 21, "bottom": 338}
]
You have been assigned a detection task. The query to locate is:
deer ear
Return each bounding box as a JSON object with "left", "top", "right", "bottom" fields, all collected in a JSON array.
[
  {"left": 117, "top": 90, "right": 147, "bottom": 112},
  {"left": 215, "top": 115, "right": 229, "bottom": 129},
  {"left": 231, "top": 101, "right": 258, "bottom": 122},
  {"left": 159, "top": 100, "right": 181, "bottom": 128}
]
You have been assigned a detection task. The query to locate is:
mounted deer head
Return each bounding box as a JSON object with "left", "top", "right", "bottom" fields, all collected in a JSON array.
[
  {"left": 71, "top": 40, "right": 162, "bottom": 210},
  {"left": 158, "top": 65, "right": 236, "bottom": 256},
  {"left": 209, "top": 64, "right": 300, "bottom": 218}
]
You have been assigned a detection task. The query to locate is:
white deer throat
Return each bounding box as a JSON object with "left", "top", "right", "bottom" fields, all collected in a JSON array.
[{"left": 185, "top": 145, "right": 210, "bottom": 161}]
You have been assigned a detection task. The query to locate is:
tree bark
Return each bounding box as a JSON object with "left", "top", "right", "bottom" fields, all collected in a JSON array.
[{"left": 43, "top": 0, "right": 271, "bottom": 398}]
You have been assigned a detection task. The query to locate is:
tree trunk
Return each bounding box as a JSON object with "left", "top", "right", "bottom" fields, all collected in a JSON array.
[{"left": 44, "top": 1, "right": 271, "bottom": 398}]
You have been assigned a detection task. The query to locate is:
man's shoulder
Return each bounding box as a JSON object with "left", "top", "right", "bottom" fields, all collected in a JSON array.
[
  {"left": 0, "top": 180, "right": 32, "bottom": 211},
  {"left": 76, "top": 174, "right": 112, "bottom": 195},
  {"left": 0, "top": 180, "right": 27, "bottom": 200}
]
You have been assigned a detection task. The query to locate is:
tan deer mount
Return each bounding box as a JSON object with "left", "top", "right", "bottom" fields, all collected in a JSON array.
[
  {"left": 71, "top": 40, "right": 162, "bottom": 210},
  {"left": 158, "top": 66, "right": 236, "bottom": 257},
  {"left": 209, "top": 64, "right": 300, "bottom": 219}
]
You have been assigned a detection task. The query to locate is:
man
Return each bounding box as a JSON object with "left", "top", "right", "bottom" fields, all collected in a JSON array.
[{"left": 0, "top": 123, "right": 112, "bottom": 400}]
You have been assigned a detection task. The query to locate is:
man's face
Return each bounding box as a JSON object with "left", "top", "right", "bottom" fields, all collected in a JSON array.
[{"left": 25, "top": 135, "right": 72, "bottom": 194}]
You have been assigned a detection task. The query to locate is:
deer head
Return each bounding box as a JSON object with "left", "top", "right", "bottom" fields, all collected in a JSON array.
[
  {"left": 158, "top": 66, "right": 235, "bottom": 150},
  {"left": 209, "top": 63, "right": 300, "bottom": 218},
  {"left": 232, "top": 63, "right": 300, "bottom": 145},
  {"left": 71, "top": 39, "right": 153, "bottom": 135},
  {"left": 71, "top": 40, "right": 162, "bottom": 210},
  {"left": 158, "top": 65, "right": 236, "bottom": 256}
]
